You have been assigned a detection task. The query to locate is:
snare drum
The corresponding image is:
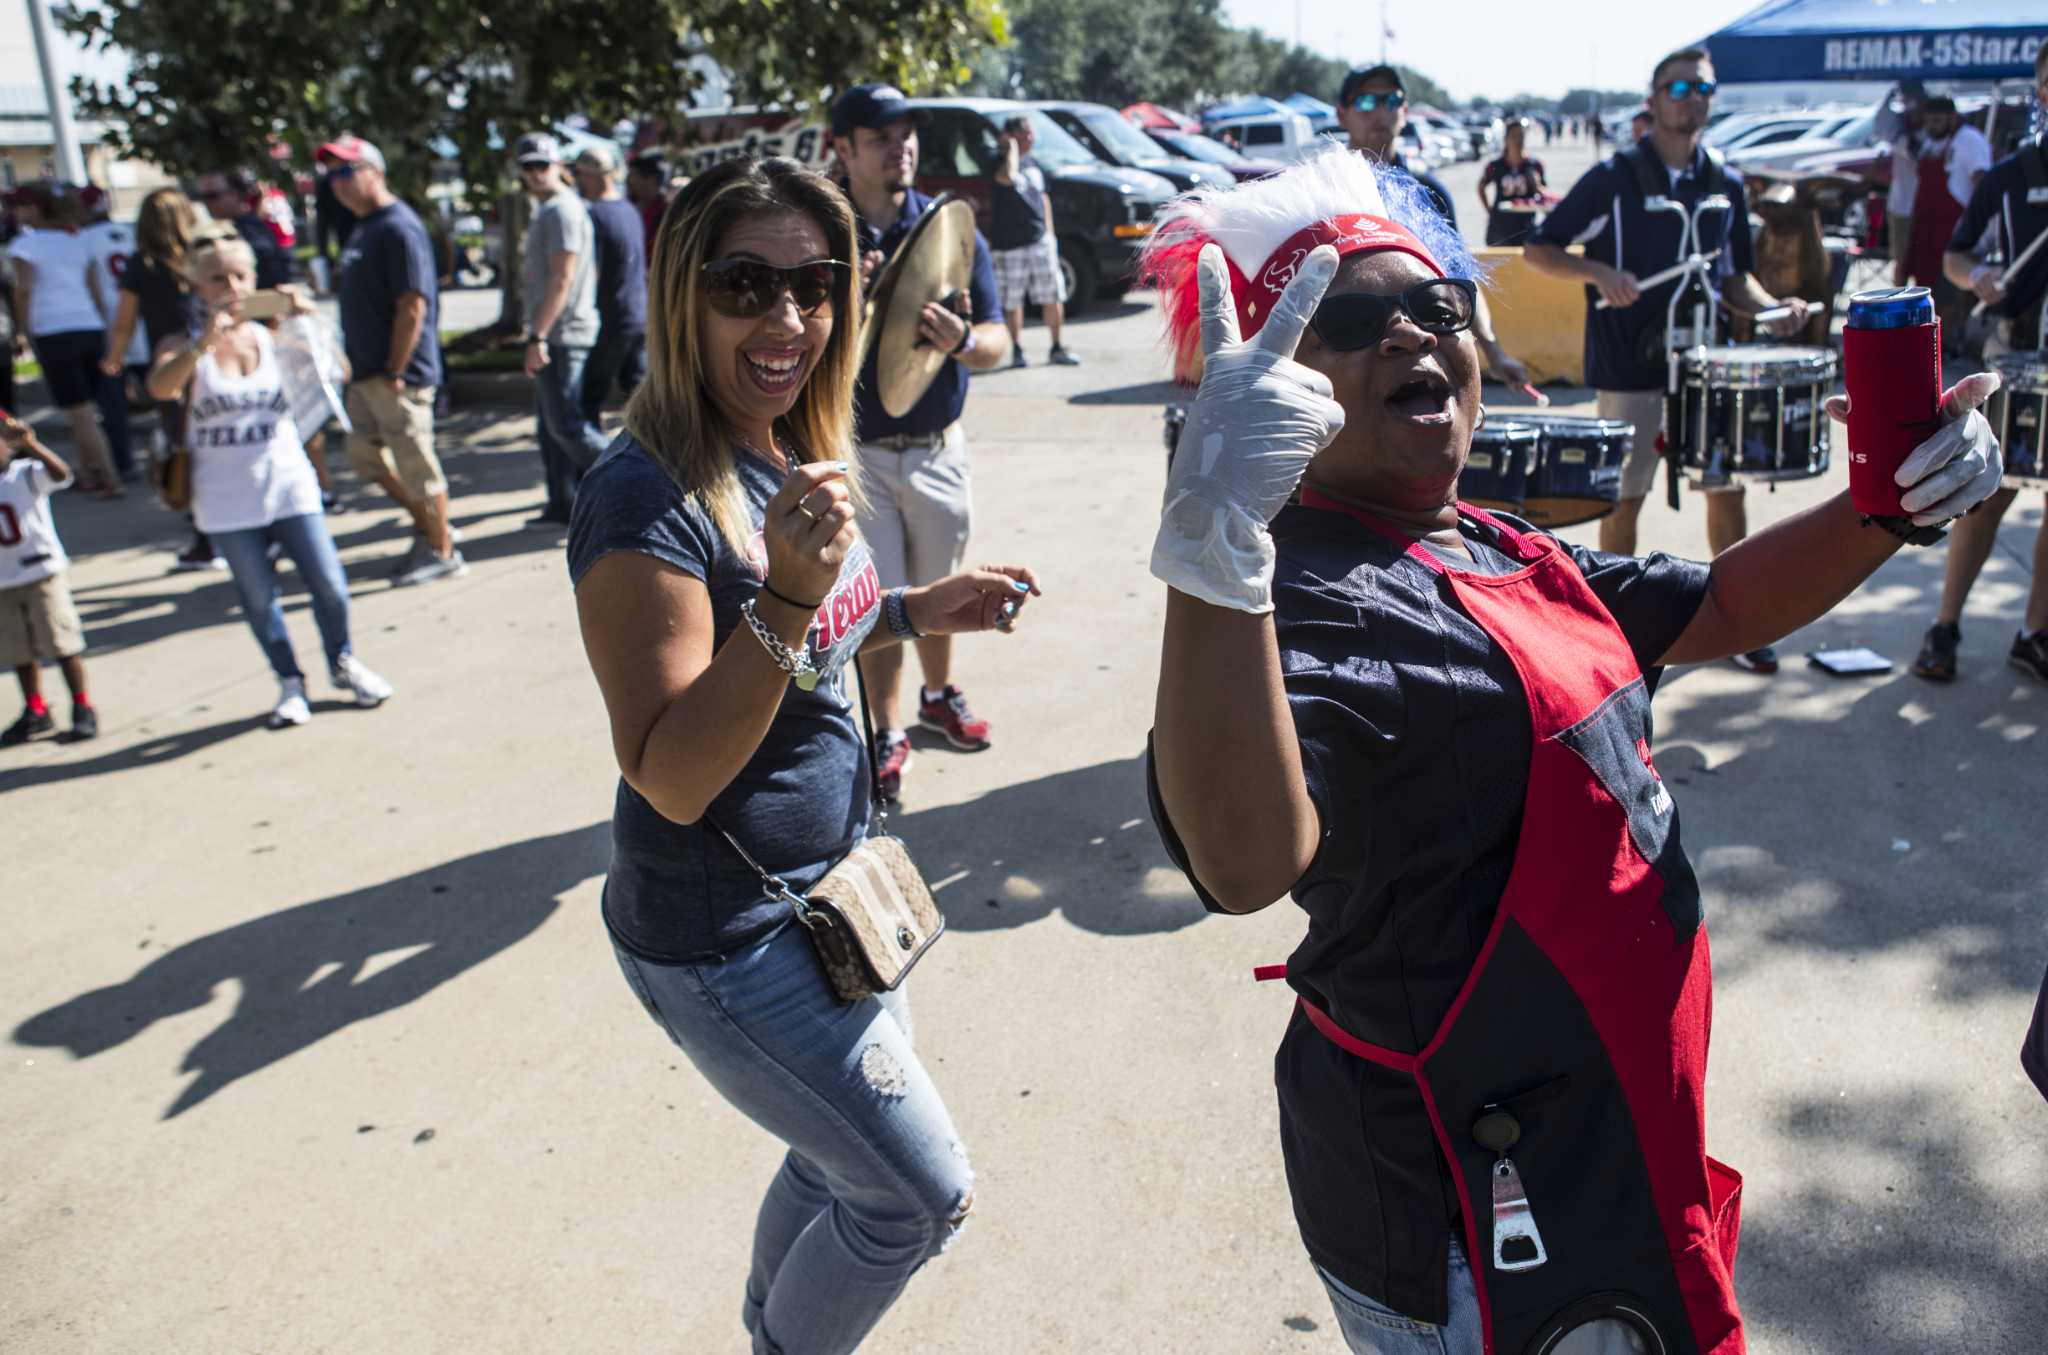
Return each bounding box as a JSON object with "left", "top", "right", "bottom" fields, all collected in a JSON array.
[
  {"left": 1458, "top": 421, "right": 1542, "bottom": 514},
  {"left": 1987, "top": 352, "right": 2047, "bottom": 491},
  {"left": 1514, "top": 414, "right": 1629, "bottom": 527},
  {"left": 1672, "top": 345, "right": 1838, "bottom": 486}
]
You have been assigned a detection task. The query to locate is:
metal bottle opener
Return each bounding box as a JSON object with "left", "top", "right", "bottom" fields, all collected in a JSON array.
[{"left": 1473, "top": 1109, "right": 1549, "bottom": 1273}]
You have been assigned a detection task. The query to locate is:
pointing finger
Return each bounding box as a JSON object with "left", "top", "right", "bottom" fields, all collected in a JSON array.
[
  {"left": 1253, "top": 246, "right": 1339, "bottom": 358},
  {"left": 1195, "top": 245, "right": 1241, "bottom": 358}
]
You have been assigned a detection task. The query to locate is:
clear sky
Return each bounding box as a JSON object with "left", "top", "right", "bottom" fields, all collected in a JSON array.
[{"left": 1225, "top": 0, "right": 1771, "bottom": 101}]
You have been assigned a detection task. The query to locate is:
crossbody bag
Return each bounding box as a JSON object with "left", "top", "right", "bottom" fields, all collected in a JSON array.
[{"left": 707, "top": 653, "right": 945, "bottom": 1002}]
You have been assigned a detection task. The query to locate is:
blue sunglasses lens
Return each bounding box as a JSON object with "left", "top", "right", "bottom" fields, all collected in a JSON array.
[
  {"left": 1353, "top": 92, "right": 1406, "bottom": 112},
  {"left": 1668, "top": 79, "right": 1716, "bottom": 98}
]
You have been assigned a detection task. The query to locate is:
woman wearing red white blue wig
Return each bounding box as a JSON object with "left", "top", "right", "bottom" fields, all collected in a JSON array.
[{"left": 1143, "top": 145, "right": 2001, "bottom": 1355}]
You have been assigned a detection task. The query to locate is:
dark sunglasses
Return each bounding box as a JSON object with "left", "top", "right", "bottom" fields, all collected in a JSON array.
[
  {"left": 325, "top": 163, "right": 358, "bottom": 180},
  {"left": 1661, "top": 78, "right": 1717, "bottom": 99},
  {"left": 701, "top": 257, "right": 849, "bottom": 318},
  {"left": 1350, "top": 91, "right": 1407, "bottom": 113},
  {"left": 1308, "top": 278, "right": 1477, "bottom": 351}
]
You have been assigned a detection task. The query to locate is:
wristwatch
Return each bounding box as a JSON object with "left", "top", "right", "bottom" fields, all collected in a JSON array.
[{"left": 1862, "top": 513, "right": 1947, "bottom": 546}]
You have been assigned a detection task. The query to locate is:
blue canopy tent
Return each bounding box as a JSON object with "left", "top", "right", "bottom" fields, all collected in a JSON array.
[
  {"left": 1283, "top": 94, "right": 1340, "bottom": 134},
  {"left": 1702, "top": 0, "right": 2046, "bottom": 85},
  {"left": 1201, "top": 95, "right": 1294, "bottom": 125}
]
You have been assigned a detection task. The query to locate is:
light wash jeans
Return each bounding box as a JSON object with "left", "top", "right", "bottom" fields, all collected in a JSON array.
[
  {"left": 1319, "top": 1240, "right": 1649, "bottom": 1355},
  {"left": 210, "top": 512, "right": 353, "bottom": 680},
  {"left": 535, "top": 342, "right": 612, "bottom": 517},
  {"left": 613, "top": 919, "right": 972, "bottom": 1355}
]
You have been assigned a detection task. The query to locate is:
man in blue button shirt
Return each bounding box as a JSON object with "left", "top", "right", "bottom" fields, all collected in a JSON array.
[
  {"left": 1527, "top": 47, "right": 1808, "bottom": 673},
  {"left": 830, "top": 83, "right": 1011, "bottom": 799}
]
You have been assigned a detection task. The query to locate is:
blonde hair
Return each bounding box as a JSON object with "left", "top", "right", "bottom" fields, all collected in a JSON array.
[
  {"left": 183, "top": 230, "right": 256, "bottom": 287},
  {"left": 625, "top": 155, "right": 863, "bottom": 556}
]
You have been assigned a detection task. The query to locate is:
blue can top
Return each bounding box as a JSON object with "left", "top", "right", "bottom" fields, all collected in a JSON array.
[{"left": 1845, "top": 285, "right": 1934, "bottom": 330}]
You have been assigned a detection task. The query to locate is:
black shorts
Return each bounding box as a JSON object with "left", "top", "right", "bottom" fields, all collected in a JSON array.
[{"left": 30, "top": 329, "right": 107, "bottom": 408}]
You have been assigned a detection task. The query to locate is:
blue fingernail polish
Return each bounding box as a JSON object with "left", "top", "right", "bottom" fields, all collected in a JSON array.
[{"left": 1011, "top": 579, "right": 1032, "bottom": 592}]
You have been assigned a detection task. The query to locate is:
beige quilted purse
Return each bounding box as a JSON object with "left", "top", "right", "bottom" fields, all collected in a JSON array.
[{"left": 709, "top": 657, "right": 945, "bottom": 1003}]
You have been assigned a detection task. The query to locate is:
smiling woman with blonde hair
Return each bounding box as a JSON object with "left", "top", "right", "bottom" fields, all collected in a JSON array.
[{"left": 569, "top": 153, "right": 1040, "bottom": 1355}]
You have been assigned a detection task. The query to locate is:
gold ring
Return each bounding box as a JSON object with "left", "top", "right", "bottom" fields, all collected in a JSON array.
[{"left": 796, "top": 503, "right": 819, "bottom": 523}]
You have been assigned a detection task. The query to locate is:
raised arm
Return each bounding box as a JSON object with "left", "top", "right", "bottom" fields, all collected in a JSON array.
[
  {"left": 1150, "top": 244, "right": 1342, "bottom": 912},
  {"left": 1661, "top": 374, "right": 2004, "bottom": 665},
  {"left": 576, "top": 462, "right": 857, "bottom": 825}
]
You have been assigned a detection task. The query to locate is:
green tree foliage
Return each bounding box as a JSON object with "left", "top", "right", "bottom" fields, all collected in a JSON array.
[
  {"left": 977, "top": 0, "right": 1454, "bottom": 116},
  {"left": 61, "top": 0, "right": 1003, "bottom": 203}
]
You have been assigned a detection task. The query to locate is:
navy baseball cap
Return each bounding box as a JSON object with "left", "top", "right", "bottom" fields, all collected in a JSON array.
[
  {"left": 831, "top": 83, "right": 921, "bottom": 136},
  {"left": 1338, "top": 65, "right": 1404, "bottom": 107}
]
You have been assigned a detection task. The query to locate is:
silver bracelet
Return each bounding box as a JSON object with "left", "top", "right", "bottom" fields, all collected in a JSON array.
[
  {"left": 883, "top": 587, "right": 919, "bottom": 638},
  {"left": 739, "top": 599, "right": 820, "bottom": 691}
]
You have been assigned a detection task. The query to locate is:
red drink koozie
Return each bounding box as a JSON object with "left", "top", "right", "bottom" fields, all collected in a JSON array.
[{"left": 1842, "top": 287, "right": 1943, "bottom": 517}]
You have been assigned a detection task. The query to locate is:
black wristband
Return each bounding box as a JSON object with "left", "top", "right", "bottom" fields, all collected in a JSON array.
[
  {"left": 1861, "top": 513, "right": 1947, "bottom": 546},
  {"left": 761, "top": 579, "right": 824, "bottom": 611},
  {"left": 950, "top": 325, "right": 972, "bottom": 355}
]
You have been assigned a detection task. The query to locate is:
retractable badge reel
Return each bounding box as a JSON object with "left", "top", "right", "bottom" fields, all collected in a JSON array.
[{"left": 1474, "top": 1108, "right": 1549, "bottom": 1272}]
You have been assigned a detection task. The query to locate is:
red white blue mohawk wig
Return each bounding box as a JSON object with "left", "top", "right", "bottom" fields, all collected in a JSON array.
[{"left": 1140, "top": 143, "right": 1480, "bottom": 380}]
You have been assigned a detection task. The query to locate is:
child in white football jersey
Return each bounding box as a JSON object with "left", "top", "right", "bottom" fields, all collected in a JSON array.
[{"left": 0, "top": 414, "right": 96, "bottom": 744}]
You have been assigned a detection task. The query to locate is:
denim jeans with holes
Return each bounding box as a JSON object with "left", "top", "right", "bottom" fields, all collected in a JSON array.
[
  {"left": 613, "top": 918, "right": 972, "bottom": 1355},
  {"left": 210, "top": 512, "right": 353, "bottom": 680}
]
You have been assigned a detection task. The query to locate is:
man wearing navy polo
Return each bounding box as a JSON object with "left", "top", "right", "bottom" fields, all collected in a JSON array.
[
  {"left": 1337, "top": 64, "right": 1531, "bottom": 392},
  {"left": 1527, "top": 47, "right": 1808, "bottom": 674},
  {"left": 830, "top": 83, "right": 1012, "bottom": 800}
]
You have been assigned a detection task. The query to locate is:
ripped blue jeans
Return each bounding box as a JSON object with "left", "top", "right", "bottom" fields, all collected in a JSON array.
[{"left": 613, "top": 919, "right": 973, "bottom": 1355}]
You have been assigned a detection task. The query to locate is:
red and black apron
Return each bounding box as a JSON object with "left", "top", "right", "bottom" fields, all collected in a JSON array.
[
  {"left": 1269, "top": 493, "right": 1745, "bottom": 1355},
  {"left": 1904, "top": 140, "right": 1965, "bottom": 290}
]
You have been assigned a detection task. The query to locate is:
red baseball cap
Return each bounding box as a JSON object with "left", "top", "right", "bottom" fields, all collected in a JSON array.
[{"left": 316, "top": 136, "right": 386, "bottom": 173}]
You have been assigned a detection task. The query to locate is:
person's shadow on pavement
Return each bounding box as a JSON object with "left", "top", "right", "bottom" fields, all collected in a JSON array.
[{"left": 14, "top": 823, "right": 607, "bottom": 1118}]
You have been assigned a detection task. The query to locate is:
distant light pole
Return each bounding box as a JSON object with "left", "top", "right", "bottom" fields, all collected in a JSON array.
[{"left": 26, "top": 0, "right": 86, "bottom": 184}]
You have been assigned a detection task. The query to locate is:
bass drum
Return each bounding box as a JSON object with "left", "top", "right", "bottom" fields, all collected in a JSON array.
[
  {"left": 1459, "top": 420, "right": 1542, "bottom": 515},
  {"left": 1514, "top": 414, "right": 1629, "bottom": 528}
]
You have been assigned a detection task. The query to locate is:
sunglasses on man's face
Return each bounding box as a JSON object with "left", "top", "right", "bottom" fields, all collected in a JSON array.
[
  {"left": 1350, "top": 91, "right": 1407, "bottom": 113},
  {"left": 326, "top": 163, "right": 358, "bottom": 180},
  {"left": 1308, "top": 278, "right": 1477, "bottom": 351},
  {"left": 1661, "top": 78, "right": 1716, "bottom": 99},
  {"left": 701, "top": 257, "right": 849, "bottom": 319}
]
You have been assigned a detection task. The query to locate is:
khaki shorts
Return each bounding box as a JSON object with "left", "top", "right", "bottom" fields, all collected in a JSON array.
[
  {"left": 855, "top": 423, "right": 971, "bottom": 589},
  {"left": 0, "top": 572, "right": 85, "bottom": 667},
  {"left": 344, "top": 379, "right": 446, "bottom": 500}
]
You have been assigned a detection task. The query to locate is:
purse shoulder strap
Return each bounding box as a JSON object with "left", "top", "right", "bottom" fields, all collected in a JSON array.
[{"left": 706, "top": 649, "right": 888, "bottom": 912}]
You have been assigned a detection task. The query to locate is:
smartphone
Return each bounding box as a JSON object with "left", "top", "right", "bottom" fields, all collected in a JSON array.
[{"left": 239, "top": 289, "right": 293, "bottom": 321}]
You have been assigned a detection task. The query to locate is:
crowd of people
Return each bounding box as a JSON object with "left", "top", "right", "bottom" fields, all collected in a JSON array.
[{"left": 3, "top": 36, "right": 2045, "bottom": 1355}]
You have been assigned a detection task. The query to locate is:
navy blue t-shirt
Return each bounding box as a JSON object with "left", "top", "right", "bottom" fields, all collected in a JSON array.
[
  {"left": 853, "top": 189, "right": 1001, "bottom": 440},
  {"left": 1949, "top": 145, "right": 2048, "bottom": 338},
  {"left": 586, "top": 197, "right": 648, "bottom": 333},
  {"left": 1146, "top": 505, "right": 1710, "bottom": 1315},
  {"left": 336, "top": 200, "right": 443, "bottom": 389},
  {"left": 1533, "top": 141, "right": 1756, "bottom": 391},
  {"left": 566, "top": 434, "right": 883, "bottom": 962}
]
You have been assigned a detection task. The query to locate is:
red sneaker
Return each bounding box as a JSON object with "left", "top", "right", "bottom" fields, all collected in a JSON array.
[
  {"left": 918, "top": 685, "right": 991, "bottom": 750},
  {"left": 873, "top": 730, "right": 912, "bottom": 802}
]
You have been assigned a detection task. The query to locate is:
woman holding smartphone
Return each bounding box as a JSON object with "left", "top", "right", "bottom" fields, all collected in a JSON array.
[{"left": 147, "top": 233, "right": 394, "bottom": 728}]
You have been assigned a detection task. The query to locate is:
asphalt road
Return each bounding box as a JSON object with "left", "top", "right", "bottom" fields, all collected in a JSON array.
[{"left": 4, "top": 154, "right": 2043, "bottom": 1353}]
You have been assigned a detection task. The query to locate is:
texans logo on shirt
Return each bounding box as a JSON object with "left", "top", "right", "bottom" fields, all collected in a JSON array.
[{"left": 746, "top": 530, "right": 881, "bottom": 656}]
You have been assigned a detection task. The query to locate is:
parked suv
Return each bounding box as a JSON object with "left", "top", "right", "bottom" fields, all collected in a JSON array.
[
  {"left": 1033, "top": 100, "right": 1233, "bottom": 194},
  {"left": 909, "top": 97, "right": 1175, "bottom": 311}
]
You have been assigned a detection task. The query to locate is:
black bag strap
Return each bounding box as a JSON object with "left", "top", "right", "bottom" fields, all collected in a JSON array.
[
  {"left": 1618, "top": 141, "right": 1727, "bottom": 204},
  {"left": 705, "top": 638, "right": 887, "bottom": 909},
  {"left": 2019, "top": 137, "right": 2047, "bottom": 191}
]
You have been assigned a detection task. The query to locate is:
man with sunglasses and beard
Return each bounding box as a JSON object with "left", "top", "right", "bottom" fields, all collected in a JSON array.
[
  {"left": 1337, "top": 65, "right": 1532, "bottom": 395},
  {"left": 1527, "top": 49, "right": 1810, "bottom": 674},
  {"left": 828, "top": 83, "right": 1011, "bottom": 800}
]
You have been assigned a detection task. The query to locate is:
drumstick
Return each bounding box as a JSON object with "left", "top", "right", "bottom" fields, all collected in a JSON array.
[
  {"left": 1972, "top": 229, "right": 2048, "bottom": 317},
  {"left": 1594, "top": 250, "right": 1723, "bottom": 309},
  {"left": 1518, "top": 383, "right": 1551, "bottom": 406},
  {"left": 1750, "top": 306, "right": 1794, "bottom": 327}
]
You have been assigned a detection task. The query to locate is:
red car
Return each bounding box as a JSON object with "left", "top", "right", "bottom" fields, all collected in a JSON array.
[{"left": 1142, "top": 128, "right": 1286, "bottom": 183}]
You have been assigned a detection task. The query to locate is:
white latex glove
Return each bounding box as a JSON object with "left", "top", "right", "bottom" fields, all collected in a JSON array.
[
  {"left": 1824, "top": 371, "right": 2004, "bottom": 527},
  {"left": 1152, "top": 243, "right": 1346, "bottom": 613}
]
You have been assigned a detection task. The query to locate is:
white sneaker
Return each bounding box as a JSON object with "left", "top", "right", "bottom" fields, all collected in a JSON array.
[
  {"left": 270, "top": 677, "right": 312, "bottom": 729},
  {"left": 331, "top": 655, "right": 394, "bottom": 708}
]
